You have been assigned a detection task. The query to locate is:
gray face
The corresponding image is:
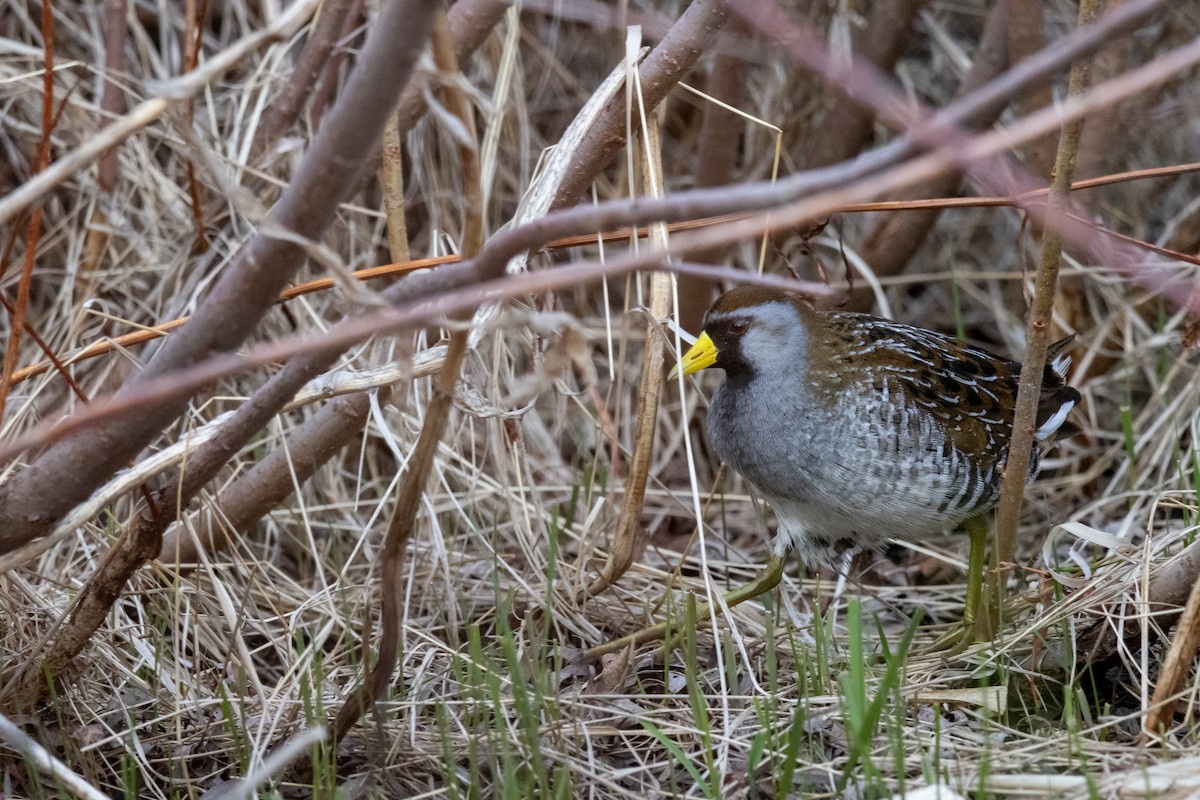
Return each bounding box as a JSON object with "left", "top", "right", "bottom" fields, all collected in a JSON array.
[{"left": 703, "top": 300, "right": 809, "bottom": 383}]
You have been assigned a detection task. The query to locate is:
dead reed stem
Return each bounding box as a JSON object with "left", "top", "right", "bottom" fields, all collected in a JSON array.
[
  {"left": 329, "top": 10, "right": 483, "bottom": 746},
  {"left": 585, "top": 104, "right": 672, "bottom": 599}
]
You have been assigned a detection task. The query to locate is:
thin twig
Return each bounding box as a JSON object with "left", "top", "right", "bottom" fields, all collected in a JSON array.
[
  {"left": 0, "top": 0, "right": 441, "bottom": 712},
  {"left": 2, "top": 19, "right": 1197, "bottom": 519},
  {"left": 989, "top": 0, "right": 1102, "bottom": 620},
  {"left": 6, "top": 34, "right": 1200, "bottom": 473},
  {"left": 12, "top": 159, "right": 1200, "bottom": 389}
]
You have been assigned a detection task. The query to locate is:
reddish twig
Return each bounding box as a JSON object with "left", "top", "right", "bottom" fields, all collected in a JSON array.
[
  {"left": 12, "top": 158, "right": 1200, "bottom": 388},
  {"left": 0, "top": 0, "right": 441, "bottom": 716},
  {"left": 0, "top": 215, "right": 91, "bottom": 411},
  {"left": 0, "top": 294, "right": 87, "bottom": 404},
  {"left": 0, "top": 3, "right": 1193, "bottom": 560},
  {"left": 0, "top": 0, "right": 55, "bottom": 422},
  {"left": 8, "top": 51, "right": 1200, "bottom": 476}
]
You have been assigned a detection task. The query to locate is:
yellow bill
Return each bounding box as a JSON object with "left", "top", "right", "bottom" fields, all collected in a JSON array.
[{"left": 668, "top": 331, "right": 718, "bottom": 379}]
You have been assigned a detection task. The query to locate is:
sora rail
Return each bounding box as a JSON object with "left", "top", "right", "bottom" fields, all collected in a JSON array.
[
  {"left": 587, "top": 286, "right": 1080, "bottom": 657},
  {"left": 681, "top": 285, "right": 1080, "bottom": 568}
]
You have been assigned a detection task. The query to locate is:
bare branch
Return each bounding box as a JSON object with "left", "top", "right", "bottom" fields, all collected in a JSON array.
[
  {"left": 3, "top": 27, "right": 1200, "bottom": 477},
  {"left": 551, "top": 0, "right": 732, "bottom": 208},
  {"left": 0, "top": 11, "right": 1195, "bottom": 509},
  {"left": 0, "top": 0, "right": 439, "bottom": 555},
  {"left": 805, "top": 0, "right": 925, "bottom": 170},
  {"left": 251, "top": 0, "right": 355, "bottom": 161}
]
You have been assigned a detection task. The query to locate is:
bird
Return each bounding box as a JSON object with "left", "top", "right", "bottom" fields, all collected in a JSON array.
[{"left": 589, "top": 285, "right": 1080, "bottom": 657}]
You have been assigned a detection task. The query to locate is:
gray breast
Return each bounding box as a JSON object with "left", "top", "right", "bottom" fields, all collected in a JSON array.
[{"left": 707, "top": 378, "right": 828, "bottom": 503}]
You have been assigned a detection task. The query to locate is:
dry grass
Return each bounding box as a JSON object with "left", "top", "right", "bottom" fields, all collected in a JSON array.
[{"left": 1, "top": 0, "right": 1200, "bottom": 797}]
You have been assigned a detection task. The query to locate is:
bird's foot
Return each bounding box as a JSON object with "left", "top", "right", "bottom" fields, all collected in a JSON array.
[
  {"left": 921, "top": 516, "right": 995, "bottom": 658},
  {"left": 928, "top": 621, "right": 981, "bottom": 658}
]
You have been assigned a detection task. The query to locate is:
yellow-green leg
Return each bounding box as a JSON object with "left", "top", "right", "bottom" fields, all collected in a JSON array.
[
  {"left": 963, "top": 515, "right": 988, "bottom": 632},
  {"left": 586, "top": 554, "right": 787, "bottom": 659},
  {"left": 932, "top": 515, "right": 990, "bottom": 655}
]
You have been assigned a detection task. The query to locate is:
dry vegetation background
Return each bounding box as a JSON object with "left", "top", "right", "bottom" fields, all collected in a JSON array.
[{"left": 1, "top": 0, "right": 1200, "bottom": 797}]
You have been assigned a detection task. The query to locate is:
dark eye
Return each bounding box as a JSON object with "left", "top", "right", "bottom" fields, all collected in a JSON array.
[{"left": 730, "top": 319, "right": 750, "bottom": 336}]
